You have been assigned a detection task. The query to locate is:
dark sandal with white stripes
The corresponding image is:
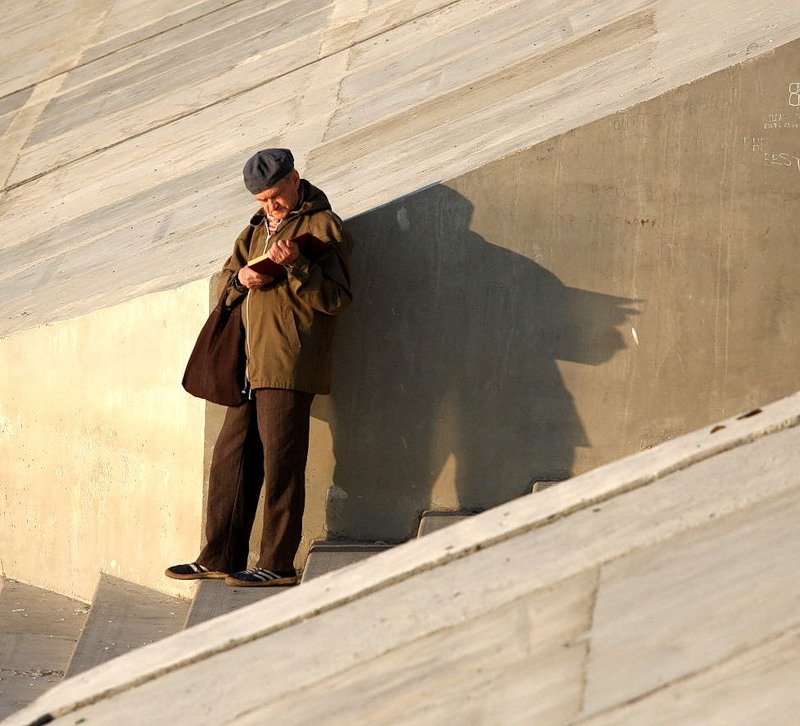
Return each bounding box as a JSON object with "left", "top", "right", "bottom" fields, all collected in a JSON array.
[
  {"left": 224, "top": 568, "right": 298, "bottom": 587},
  {"left": 165, "top": 562, "right": 228, "bottom": 580}
]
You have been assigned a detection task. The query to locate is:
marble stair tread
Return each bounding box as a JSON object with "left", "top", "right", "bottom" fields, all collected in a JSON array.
[
  {"left": 0, "top": 578, "right": 88, "bottom": 720},
  {"left": 416, "top": 510, "right": 474, "bottom": 537},
  {"left": 64, "top": 573, "right": 189, "bottom": 679},
  {"left": 184, "top": 580, "right": 291, "bottom": 629},
  {"left": 300, "top": 542, "right": 393, "bottom": 583},
  {"left": 531, "top": 479, "right": 565, "bottom": 493}
]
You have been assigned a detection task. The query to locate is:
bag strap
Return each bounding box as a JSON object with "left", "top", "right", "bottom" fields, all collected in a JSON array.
[{"left": 218, "top": 273, "right": 248, "bottom": 312}]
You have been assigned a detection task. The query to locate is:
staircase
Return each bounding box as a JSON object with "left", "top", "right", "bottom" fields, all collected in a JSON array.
[
  {"left": 8, "top": 396, "right": 800, "bottom": 725},
  {"left": 0, "top": 508, "right": 480, "bottom": 719},
  {"left": 0, "top": 579, "right": 87, "bottom": 720},
  {"left": 2, "top": 493, "right": 574, "bottom": 719},
  {"left": 63, "top": 575, "right": 189, "bottom": 679},
  {"left": 185, "top": 581, "right": 290, "bottom": 629}
]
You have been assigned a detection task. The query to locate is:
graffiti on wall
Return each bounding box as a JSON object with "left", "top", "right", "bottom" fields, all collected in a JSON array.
[{"left": 746, "top": 82, "right": 800, "bottom": 173}]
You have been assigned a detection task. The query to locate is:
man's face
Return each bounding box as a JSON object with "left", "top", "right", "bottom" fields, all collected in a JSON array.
[{"left": 253, "top": 169, "right": 300, "bottom": 221}]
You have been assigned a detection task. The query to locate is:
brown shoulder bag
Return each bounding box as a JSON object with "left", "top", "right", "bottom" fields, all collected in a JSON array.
[{"left": 182, "top": 292, "right": 247, "bottom": 407}]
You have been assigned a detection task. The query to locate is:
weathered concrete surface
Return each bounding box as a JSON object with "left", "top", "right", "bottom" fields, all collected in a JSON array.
[
  {"left": 309, "top": 37, "right": 800, "bottom": 540},
  {"left": 3, "top": 14, "right": 800, "bottom": 597},
  {"left": 184, "top": 580, "right": 290, "bottom": 628},
  {"left": 64, "top": 574, "right": 189, "bottom": 678},
  {"left": 416, "top": 511, "right": 472, "bottom": 537},
  {"left": 1, "top": 0, "right": 799, "bottom": 337},
  {"left": 582, "top": 626, "right": 800, "bottom": 726},
  {"left": 0, "top": 579, "right": 88, "bottom": 720},
  {"left": 300, "top": 542, "right": 393, "bottom": 582},
  {"left": 582, "top": 482, "right": 800, "bottom": 717},
  {"left": 5, "top": 393, "right": 800, "bottom": 725},
  {"left": 0, "top": 281, "right": 209, "bottom": 602},
  {"left": 237, "top": 569, "right": 598, "bottom": 724}
]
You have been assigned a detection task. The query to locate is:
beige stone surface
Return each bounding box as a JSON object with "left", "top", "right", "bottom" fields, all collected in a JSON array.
[
  {"left": 2, "top": 0, "right": 799, "bottom": 573},
  {"left": 309, "top": 36, "right": 800, "bottom": 541},
  {"left": 416, "top": 511, "right": 472, "bottom": 536},
  {"left": 0, "top": 281, "right": 209, "bottom": 602},
  {"left": 582, "top": 626, "right": 800, "bottom": 726},
  {"left": 0, "top": 579, "right": 88, "bottom": 720},
  {"left": 235, "top": 570, "right": 597, "bottom": 725},
  {"left": 7, "top": 20, "right": 797, "bottom": 560},
  {"left": 0, "top": 0, "right": 111, "bottom": 98},
  {"left": 5, "top": 393, "right": 799, "bottom": 725},
  {"left": 2, "top": 2, "right": 800, "bottom": 719},
  {"left": 300, "top": 542, "right": 393, "bottom": 581},
  {"left": 582, "top": 487, "right": 800, "bottom": 715},
  {"left": 1, "top": 0, "right": 799, "bottom": 338},
  {"left": 63, "top": 574, "right": 190, "bottom": 678},
  {"left": 184, "top": 579, "right": 290, "bottom": 628}
]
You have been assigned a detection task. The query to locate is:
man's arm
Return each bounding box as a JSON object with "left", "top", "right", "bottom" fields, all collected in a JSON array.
[
  {"left": 220, "top": 224, "right": 273, "bottom": 305},
  {"left": 220, "top": 224, "right": 251, "bottom": 307},
  {"left": 272, "top": 212, "right": 353, "bottom": 315}
]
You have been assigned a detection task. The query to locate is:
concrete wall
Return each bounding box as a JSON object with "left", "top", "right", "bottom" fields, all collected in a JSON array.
[
  {"left": 0, "top": 281, "right": 209, "bottom": 601},
  {"left": 4, "top": 37, "right": 799, "bottom": 589},
  {"left": 294, "top": 38, "right": 800, "bottom": 542},
  {"left": 4, "top": 0, "right": 800, "bottom": 341}
]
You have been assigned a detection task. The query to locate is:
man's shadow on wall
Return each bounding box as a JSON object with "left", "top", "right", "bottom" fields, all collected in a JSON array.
[{"left": 313, "top": 184, "right": 639, "bottom": 541}]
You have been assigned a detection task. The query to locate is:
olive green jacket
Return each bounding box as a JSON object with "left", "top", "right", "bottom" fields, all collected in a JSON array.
[{"left": 221, "top": 180, "right": 353, "bottom": 394}]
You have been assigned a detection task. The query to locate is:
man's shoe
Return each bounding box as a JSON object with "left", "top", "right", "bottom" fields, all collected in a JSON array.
[
  {"left": 165, "top": 562, "right": 228, "bottom": 580},
  {"left": 224, "top": 568, "right": 298, "bottom": 587}
]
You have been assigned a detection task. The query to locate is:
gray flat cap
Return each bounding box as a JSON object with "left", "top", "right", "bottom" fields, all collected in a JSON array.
[{"left": 242, "top": 148, "right": 294, "bottom": 194}]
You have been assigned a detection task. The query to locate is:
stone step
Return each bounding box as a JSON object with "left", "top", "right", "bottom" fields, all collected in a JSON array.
[
  {"left": 185, "top": 580, "right": 292, "bottom": 629},
  {"left": 531, "top": 478, "right": 564, "bottom": 494},
  {"left": 0, "top": 578, "right": 88, "bottom": 720},
  {"left": 300, "top": 542, "right": 393, "bottom": 583},
  {"left": 64, "top": 574, "right": 189, "bottom": 679},
  {"left": 416, "top": 511, "right": 474, "bottom": 537}
]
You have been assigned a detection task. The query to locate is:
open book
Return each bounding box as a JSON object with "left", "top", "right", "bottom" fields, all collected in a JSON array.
[{"left": 246, "top": 232, "right": 327, "bottom": 277}]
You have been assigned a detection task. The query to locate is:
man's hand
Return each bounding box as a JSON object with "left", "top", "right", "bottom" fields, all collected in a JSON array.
[
  {"left": 237, "top": 266, "right": 273, "bottom": 289},
  {"left": 267, "top": 239, "right": 300, "bottom": 266}
]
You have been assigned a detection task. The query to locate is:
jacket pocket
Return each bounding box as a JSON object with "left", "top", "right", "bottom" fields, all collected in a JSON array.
[{"left": 284, "top": 308, "right": 301, "bottom": 354}]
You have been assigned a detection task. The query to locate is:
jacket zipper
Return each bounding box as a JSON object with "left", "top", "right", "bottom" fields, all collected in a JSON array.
[
  {"left": 243, "top": 227, "right": 269, "bottom": 399},
  {"left": 242, "top": 213, "right": 297, "bottom": 397}
]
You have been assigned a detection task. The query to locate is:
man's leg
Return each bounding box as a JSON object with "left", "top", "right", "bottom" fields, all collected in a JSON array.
[
  {"left": 254, "top": 388, "right": 315, "bottom": 572},
  {"left": 196, "top": 400, "right": 265, "bottom": 573}
]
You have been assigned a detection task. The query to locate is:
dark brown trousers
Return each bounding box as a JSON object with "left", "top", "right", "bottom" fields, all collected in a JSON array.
[{"left": 197, "top": 388, "right": 314, "bottom": 573}]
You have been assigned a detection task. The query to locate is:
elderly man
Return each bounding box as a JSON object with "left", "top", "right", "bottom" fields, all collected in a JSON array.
[{"left": 167, "top": 148, "right": 353, "bottom": 586}]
